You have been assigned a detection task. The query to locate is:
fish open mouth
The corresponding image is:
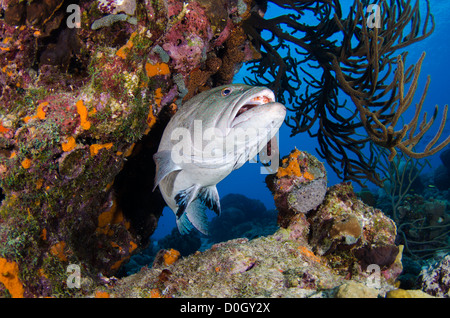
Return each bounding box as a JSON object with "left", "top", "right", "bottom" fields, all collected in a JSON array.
[
  {"left": 232, "top": 91, "right": 276, "bottom": 155},
  {"left": 234, "top": 94, "right": 274, "bottom": 120}
]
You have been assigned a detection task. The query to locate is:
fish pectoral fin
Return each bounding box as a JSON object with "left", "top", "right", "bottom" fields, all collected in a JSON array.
[
  {"left": 174, "top": 185, "right": 220, "bottom": 235},
  {"left": 186, "top": 200, "right": 209, "bottom": 235},
  {"left": 175, "top": 199, "right": 209, "bottom": 236},
  {"left": 174, "top": 184, "right": 201, "bottom": 218},
  {"left": 198, "top": 186, "right": 221, "bottom": 216},
  {"left": 176, "top": 212, "right": 193, "bottom": 235},
  {"left": 153, "top": 150, "right": 181, "bottom": 191}
]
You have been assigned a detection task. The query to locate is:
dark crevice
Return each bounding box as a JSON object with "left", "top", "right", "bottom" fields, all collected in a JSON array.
[
  {"left": 0, "top": 187, "right": 4, "bottom": 205},
  {"left": 113, "top": 106, "right": 173, "bottom": 247}
]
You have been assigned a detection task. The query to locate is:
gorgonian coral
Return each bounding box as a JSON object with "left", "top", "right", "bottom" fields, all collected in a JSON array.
[{"left": 243, "top": 0, "right": 450, "bottom": 186}]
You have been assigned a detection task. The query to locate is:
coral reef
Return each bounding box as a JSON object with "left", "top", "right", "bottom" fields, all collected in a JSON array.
[
  {"left": 307, "top": 182, "right": 401, "bottom": 281},
  {"left": 0, "top": 0, "right": 257, "bottom": 297},
  {"left": 98, "top": 232, "right": 400, "bottom": 298},
  {"left": 419, "top": 253, "right": 450, "bottom": 297},
  {"left": 90, "top": 177, "right": 404, "bottom": 298},
  {"left": 360, "top": 152, "right": 450, "bottom": 288},
  {"left": 2, "top": 0, "right": 446, "bottom": 299},
  {"left": 119, "top": 194, "right": 277, "bottom": 276},
  {"left": 376, "top": 192, "right": 450, "bottom": 260}
]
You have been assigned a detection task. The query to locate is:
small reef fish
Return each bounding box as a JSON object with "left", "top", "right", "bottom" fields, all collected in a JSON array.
[{"left": 153, "top": 84, "right": 286, "bottom": 234}]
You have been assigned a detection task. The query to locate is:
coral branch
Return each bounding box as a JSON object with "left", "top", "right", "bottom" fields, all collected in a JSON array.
[{"left": 244, "top": 0, "right": 448, "bottom": 186}]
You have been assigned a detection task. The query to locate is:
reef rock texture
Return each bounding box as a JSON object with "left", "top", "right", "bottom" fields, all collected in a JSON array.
[
  {"left": 95, "top": 233, "right": 400, "bottom": 298},
  {"left": 0, "top": 0, "right": 257, "bottom": 297},
  {"left": 308, "top": 182, "right": 400, "bottom": 277},
  {"left": 266, "top": 150, "right": 400, "bottom": 280},
  {"left": 119, "top": 194, "right": 277, "bottom": 276},
  {"left": 419, "top": 254, "right": 450, "bottom": 298},
  {"left": 90, "top": 180, "right": 403, "bottom": 298},
  {"left": 266, "top": 149, "right": 327, "bottom": 228}
]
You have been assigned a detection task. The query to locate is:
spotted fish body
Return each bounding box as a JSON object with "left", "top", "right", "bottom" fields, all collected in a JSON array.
[{"left": 153, "top": 84, "right": 286, "bottom": 234}]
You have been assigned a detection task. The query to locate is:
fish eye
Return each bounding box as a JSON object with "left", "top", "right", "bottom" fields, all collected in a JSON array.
[{"left": 221, "top": 87, "right": 232, "bottom": 96}]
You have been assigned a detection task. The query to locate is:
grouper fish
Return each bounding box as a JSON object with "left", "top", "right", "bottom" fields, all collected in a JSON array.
[{"left": 153, "top": 84, "right": 286, "bottom": 234}]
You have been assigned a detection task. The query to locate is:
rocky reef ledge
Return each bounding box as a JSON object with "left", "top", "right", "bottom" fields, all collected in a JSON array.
[
  {"left": 89, "top": 150, "right": 444, "bottom": 298},
  {"left": 91, "top": 173, "right": 405, "bottom": 298},
  {"left": 0, "top": 0, "right": 259, "bottom": 297}
]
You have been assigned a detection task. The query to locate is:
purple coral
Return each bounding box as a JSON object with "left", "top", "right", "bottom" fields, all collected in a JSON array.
[
  {"left": 162, "top": 35, "right": 207, "bottom": 74},
  {"left": 162, "top": 1, "right": 214, "bottom": 75}
]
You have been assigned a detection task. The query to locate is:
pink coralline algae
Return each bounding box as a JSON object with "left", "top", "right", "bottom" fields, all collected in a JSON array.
[
  {"left": 162, "top": 34, "right": 207, "bottom": 74},
  {"left": 162, "top": 1, "right": 214, "bottom": 74},
  {"left": 98, "top": 0, "right": 137, "bottom": 16}
]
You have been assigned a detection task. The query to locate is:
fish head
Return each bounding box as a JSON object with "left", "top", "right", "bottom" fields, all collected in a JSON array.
[
  {"left": 164, "top": 84, "right": 286, "bottom": 168},
  {"left": 191, "top": 84, "right": 285, "bottom": 132},
  {"left": 215, "top": 84, "right": 286, "bottom": 164}
]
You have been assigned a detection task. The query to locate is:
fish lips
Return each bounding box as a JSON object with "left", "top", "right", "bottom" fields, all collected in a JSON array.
[
  {"left": 231, "top": 101, "right": 286, "bottom": 130},
  {"left": 229, "top": 87, "right": 286, "bottom": 130},
  {"left": 230, "top": 101, "right": 285, "bottom": 159}
]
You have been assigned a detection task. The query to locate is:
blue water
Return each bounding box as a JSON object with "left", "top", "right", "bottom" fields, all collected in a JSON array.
[{"left": 151, "top": 0, "right": 450, "bottom": 240}]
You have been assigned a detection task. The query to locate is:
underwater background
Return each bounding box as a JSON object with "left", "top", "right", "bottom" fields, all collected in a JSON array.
[
  {"left": 151, "top": 0, "right": 450, "bottom": 240},
  {"left": 1, "top": 0, "right": 450, "bottom": 298}
]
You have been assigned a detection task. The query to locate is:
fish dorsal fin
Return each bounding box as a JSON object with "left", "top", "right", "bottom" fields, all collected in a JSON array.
[
  {"left": 198, "top": 186, "right": 221, "bottom": 216},
  {"left": 153, "top": 150, "right": 182, "bottom": 191},
  {"left": 174, "top": 184, "right": 201, "bottom": 218}
]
